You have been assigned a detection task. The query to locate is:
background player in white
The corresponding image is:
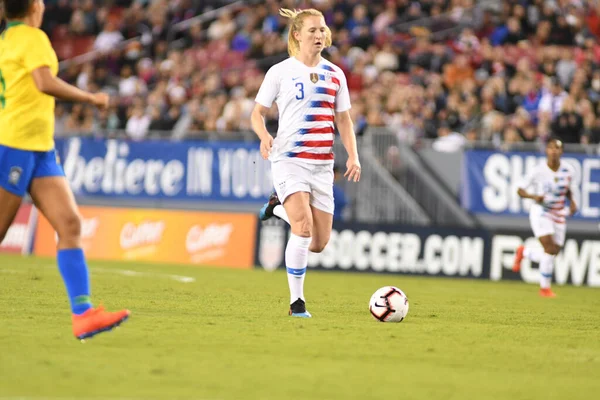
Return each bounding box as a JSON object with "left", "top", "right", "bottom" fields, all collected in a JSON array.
[
  {"left": 251, "top": 8, "right": 360, "bottom": 317},
  {"left": 512, "top": 138, "right": 578, "bottom": 297}
]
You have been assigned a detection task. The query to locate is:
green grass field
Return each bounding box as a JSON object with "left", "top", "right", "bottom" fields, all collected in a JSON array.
[{"left": 0, "top": 254, "right": 599, "bottom": 400}]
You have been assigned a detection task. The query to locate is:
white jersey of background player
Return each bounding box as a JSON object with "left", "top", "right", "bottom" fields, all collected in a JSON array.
[
  {"left": 513, "top": 138, "right": 578, "bottom": 297},
  {"left": 251, "top": 8, "right": 360, "bottom": 318}
]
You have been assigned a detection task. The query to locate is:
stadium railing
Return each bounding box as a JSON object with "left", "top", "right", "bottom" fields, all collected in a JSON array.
[
  {"left": 368, "top": 127, "right": 480, "bottom": 227},
  {"left": 389, "top": 6, "right": 477, "bottom": 45},
  {"left": 332, "top": 136, "right": 431, "bottom": 226}
]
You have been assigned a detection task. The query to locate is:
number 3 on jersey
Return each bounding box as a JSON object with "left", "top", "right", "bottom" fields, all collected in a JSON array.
[
  {"left": 295, "top": 82, "right": 304, "bottom": 100},
  {"left": 0, "top": 68, "right": 6, "bottom": 109}
]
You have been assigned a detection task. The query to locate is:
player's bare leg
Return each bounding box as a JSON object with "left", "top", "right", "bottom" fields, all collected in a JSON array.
[
  {"left": 282, "top": 192, "right": 313, "bottom": 317},
  {"left": 537, "top": 235, "right": 560, "bottom": 298},
  {"left": 309, "top": 206, "right": 333, "bottom": 253},
  {"left": 0, "top": 187, "right": 23, "bottom": 245},
  {"left": 29, "top": 177, "right": 130, "bottom": 339},
  {"left": 29, "top": 177, "right": 82, "bottom": 250},
  {"left": 284, "top": 191, "right": 313, "bottom": 237}
]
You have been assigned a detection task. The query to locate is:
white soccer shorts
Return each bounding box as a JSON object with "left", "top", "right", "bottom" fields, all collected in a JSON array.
[
  {"left": 529, "top": 205, "right": 567, "bottom": 246},
  {"left": 271, "top": 160, "right": 334, "bottom": 215}
]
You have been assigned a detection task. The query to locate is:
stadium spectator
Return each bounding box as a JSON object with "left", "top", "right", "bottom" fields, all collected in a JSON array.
[
  {"left": 585, "top": 117, "right": 600, "bottom": 144},
  {"left": 207, "top": 10, "right": 235, "bottom": 41},
  {"left": 126, "top": 103, "right": 151, "bottom": 141},
  {"left": 432, "top": 123, "right": 467, "bottom": 152},
  {"left": 221, "top": 87, "right": 254, "bottom": 131},
  {"left": 94, "top": 20, "right": 124, "bottom": 52},
  {"left": 63, "top": 104, "right": 95, "bottom": 135},
  {"left": 443, "top": 54, "right": 474, "bottom": 90},
  {"left": 539, "top": 77, "right": 569, "bottom": 121},
  {"left": 551, "top": 97, "right": 584, "bottom": 143},
  {"left": 118, "top": 65, "right": 147, "bottom": 98}
]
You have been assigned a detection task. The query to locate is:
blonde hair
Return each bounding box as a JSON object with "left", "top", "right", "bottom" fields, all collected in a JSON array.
[{"left": 279, "top": 8, "right": 332, "bottom": 57}]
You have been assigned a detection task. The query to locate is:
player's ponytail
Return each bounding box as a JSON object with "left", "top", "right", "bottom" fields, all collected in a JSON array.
[{"left": 279, "top": 8, "right": 332, "bottom": 57}]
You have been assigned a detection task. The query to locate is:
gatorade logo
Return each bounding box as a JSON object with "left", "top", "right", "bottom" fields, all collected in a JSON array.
[
  {"left": 185, "top": 223, "right": 233, "bottom": 253},
  {"left": 120, "top": 221, "right": 166, "bottom": 250}
]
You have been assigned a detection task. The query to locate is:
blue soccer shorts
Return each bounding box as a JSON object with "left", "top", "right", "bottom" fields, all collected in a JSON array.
[{"left": 0, "top": 144, "right": 65, "bottom": 197}]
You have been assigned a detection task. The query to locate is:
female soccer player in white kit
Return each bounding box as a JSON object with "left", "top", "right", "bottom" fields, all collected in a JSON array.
[
  {"left": 512, "top": 138, "right": 578, "bottom": 297},
  {"left": 251, "top": 8, "right": 361, "bottom": 317}
]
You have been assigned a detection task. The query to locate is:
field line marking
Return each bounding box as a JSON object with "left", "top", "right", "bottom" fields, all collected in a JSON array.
[
  {"left": 0, "top": 265, "right": 195, "bottom": 284},
  {"left": 92, "top": 267, "right": 196, "bottom": 283}
]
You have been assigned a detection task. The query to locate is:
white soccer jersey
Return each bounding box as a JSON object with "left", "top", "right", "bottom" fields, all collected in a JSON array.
[
  {"left": 255, "top": 57, "right": 351, "bottom": 164},
  {"left": 518, "top": 160, "right": 577, "bottom": 224}
]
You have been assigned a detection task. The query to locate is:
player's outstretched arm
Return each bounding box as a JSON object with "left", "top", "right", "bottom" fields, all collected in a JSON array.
[
  {"left": 31, "top": 66, "right": 108, "bottom": 109},
  {"left": 335, "top": 110, "right": 360, "bottom": 182},
  {"left": 251, "top": 103, "right": 273, "bottom": 160},
  {"left": 517, "top": 188, "right": 544, "bottom": 204}
]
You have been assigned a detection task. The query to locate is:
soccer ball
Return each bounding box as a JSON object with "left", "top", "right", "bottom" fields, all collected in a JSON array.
[{"left": 369, "top": 286, "right": 409, "bottom": 322}]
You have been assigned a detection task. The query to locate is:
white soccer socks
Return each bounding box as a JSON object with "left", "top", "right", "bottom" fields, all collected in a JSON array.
[
  {"left": 539, "top": 252, "right": 555, "bottom": 289},
  {"left": 285, "top": 233, "right": 311, "bottom": 304}
]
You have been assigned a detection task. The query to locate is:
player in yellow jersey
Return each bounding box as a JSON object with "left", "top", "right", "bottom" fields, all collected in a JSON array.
[{"left": 0, "top": 0, "right": 129, "bottom": 340}]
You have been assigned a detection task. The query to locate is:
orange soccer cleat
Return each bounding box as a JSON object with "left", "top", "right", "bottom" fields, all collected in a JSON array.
[
  {"left": 72, "top": 306, "right": 130, "bottom": 340},
  {"left": 512, "top": 245, "right": 525, "bottom": 272},
  {"left": 539, "top": 288, "right": 557, "bottom": 298}
]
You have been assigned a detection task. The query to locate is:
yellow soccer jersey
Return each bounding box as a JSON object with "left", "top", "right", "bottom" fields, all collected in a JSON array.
[{"left": 0, "top": 22, "right": 59, "bottom": 151}]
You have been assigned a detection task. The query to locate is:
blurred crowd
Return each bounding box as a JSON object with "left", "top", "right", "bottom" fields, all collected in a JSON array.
[{"left": 4, "top": 0, "right": 600, "bottom": 148}]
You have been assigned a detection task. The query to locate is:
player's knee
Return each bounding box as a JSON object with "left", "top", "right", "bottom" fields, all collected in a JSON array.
[
  {"left": 309, "top": 240, "right": 328, "bottom": 253},
  {"left": 291, "top": 214, "right": 312, "bottom": 237},
  {"left": 57, "top": 213, "right": 82, "bottom": 240},
  {"left": 542, "top": 243, "right": 559, "bottom": 256},
  {"left": 309, "top": 234, "right": 330, "bottom": 253}
]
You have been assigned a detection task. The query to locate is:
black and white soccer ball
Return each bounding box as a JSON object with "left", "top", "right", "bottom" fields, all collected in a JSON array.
[{"left": 369, "top": 286, "right": 409, "bottom": 322}]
